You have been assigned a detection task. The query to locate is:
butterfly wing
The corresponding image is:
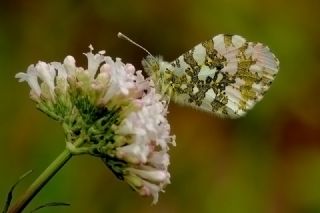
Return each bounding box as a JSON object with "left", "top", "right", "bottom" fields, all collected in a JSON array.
[{"left": 168, "top": 34, "right": 279, "bottom": 118}]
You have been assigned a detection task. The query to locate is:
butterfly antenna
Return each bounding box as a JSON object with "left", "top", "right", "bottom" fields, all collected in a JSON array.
[{"left": 117, "top": 32, "right": 154, "bottom": 57}]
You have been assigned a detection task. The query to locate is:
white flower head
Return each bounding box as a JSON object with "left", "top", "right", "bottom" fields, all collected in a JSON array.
[
  {"left": 16, "top": 46, "right": 176, "bottom": 204},
  {"left": 110, "top": 87, "right": 175, "bottom": 204}
]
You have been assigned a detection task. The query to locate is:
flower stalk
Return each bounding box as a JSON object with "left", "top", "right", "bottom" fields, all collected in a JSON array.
[
  {"left": 7, "top": 138, "right": 85, "bottom": 213},
  {"left": 8, "top": 150, "right": 70, "bottom": 213}
]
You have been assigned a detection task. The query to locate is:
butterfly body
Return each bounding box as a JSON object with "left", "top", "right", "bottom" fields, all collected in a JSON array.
[{"left": 142, "top": 34, "right": 279, "bottom": 118}]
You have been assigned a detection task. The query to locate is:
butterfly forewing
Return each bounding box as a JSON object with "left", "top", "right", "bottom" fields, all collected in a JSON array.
[{"left": 165, "top": 34, "right": 279, "bottom": 118}]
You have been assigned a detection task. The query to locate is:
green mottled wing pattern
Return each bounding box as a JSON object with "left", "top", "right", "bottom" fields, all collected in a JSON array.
[{"left": 143, "top": 34, "right": 279, "bottom": 118}]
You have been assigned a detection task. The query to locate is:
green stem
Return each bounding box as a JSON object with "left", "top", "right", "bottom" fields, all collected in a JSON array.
[{"left": 7, "top": 139, "right": 83, "bottom": 213}]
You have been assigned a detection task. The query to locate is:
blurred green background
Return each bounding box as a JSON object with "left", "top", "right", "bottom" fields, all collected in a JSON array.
[{"left": 1, "top": 0, "right": 320, "bottom": 212}]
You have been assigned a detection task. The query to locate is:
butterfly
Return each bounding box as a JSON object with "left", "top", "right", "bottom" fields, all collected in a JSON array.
[{"left": 119, "top": 33, "right": 279, "bottom": 118}]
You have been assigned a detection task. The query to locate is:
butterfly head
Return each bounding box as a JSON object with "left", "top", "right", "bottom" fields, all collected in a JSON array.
[
  {"left": 142, "top": 56, "right": 175, "bottom": 98},
  {"left": 142, "top": 55, "right": 160, "bottom": 76},
  {"left": 117, "top": 32, "right": 175, "bottom": 98}
]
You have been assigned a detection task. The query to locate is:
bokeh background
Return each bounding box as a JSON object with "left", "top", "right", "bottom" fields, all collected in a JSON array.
[{"left": 1, "top": 0, "right": 320, "bottom": 212}]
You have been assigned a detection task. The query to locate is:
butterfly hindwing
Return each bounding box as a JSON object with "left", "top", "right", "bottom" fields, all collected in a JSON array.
[{"left": 142, "top": 34, "right": 279, "bottom": 118}]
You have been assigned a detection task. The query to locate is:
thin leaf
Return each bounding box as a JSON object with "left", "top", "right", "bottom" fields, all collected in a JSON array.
[
  {"left": 2, "top": 170, "right": 33, "bottom": 213},
  {"left": 29, "top": 202, "right": 70, "bottom": 213}
]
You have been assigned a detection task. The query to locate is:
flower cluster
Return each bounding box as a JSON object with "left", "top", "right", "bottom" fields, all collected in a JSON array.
[{"left": 15, "top": 45, "right": 175, "bottom": 204}]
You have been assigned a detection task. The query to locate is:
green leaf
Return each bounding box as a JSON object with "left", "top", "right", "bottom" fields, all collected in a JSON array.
[
  {"left": 2, "top": 170, "right": 33, "bottom": 213},
  {"left": 29, "top": 202, "right": 70, "bottom": 213}
]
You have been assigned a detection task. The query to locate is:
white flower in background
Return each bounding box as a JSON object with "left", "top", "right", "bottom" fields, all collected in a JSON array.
[{"left": 15, "top": 46, "right": 176, "bottom": 204}]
